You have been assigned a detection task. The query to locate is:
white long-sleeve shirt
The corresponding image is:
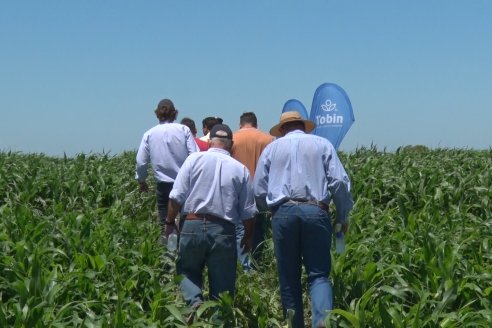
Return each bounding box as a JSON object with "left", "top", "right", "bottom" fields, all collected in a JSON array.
[
  {"left": 253, "top": 130, "right": 353, "bottom": 224},
  {"left": 135, "top": 121, "right": 199, "bottom": 183},
  {"left": 169, "top": 148, "right": 257, "bottom": 224}
]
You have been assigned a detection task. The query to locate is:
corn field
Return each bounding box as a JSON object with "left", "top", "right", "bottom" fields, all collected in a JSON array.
[{"left": 1, "top": 147, "right": 491, "bottom": 327}]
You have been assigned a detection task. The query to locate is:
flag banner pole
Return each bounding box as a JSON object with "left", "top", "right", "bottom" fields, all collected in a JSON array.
[
  {"left": 282, "top": 99, "right": 309, "bottom": 119},
  {"left": 309, "top": 83, "right": 355, "bottom": 149}
]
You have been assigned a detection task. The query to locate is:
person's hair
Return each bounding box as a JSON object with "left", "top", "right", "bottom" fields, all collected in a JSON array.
[
  {"left": 202, "top": 116, "right": 223, "bottom": 130},
  {"left": 239, "top": 112, "right": 257, "bottom": 127},
  {"left": 210, "top": 137, "right": 233, "bottom": 151},
  {"left": 280, "top": 120, "right": 305, "bottom": 134},
  {"left": 155, "top": 106, "right": 178, "bottom": 122},
  {"left": 180, "top": 117, "right": 197, "bottom": 135}
]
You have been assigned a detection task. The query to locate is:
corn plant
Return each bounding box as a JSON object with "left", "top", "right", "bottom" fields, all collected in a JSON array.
[{"left": 1, "top": 148, "right": 490, "bottom": 327}]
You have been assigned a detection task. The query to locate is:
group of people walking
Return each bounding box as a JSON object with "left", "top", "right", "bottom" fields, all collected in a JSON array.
[{"left": 135, "top": 98, "right": 353, "bottom": 328}]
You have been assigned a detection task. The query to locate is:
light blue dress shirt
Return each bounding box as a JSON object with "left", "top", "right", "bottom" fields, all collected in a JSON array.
[
  {"left": 253, "top": 130, "right": 353, "bottom": 223},
  {"left": 169, "top": 148, "right": 257, "bottom": 224},
  {"left": 135, "top": 121, "right": 199, "bottom": 183}
]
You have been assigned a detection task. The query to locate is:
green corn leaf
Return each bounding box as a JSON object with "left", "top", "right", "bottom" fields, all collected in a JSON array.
[{"left": 329, "top": 309, "right": 360, "bottom": 328}]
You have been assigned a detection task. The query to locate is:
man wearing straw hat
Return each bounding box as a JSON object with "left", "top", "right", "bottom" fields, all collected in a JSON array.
[{"left": 253, "top": 111, "right": 353, "bottom": 328}]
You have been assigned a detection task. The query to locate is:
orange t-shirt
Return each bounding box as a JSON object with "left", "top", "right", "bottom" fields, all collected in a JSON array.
[{"left": 231, "top": 127, "right": 273, "bottom": 178}]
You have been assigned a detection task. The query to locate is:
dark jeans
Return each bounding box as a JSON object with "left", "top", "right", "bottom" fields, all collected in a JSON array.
[
  {"left": 235, "top": 210, "right": 270, "bottom": 271},
  {"left": 272, "top": 203, "right": 333, "bottom": 328},
  {"left": 252, "top": 210, "right": 270, "bottom": 262},
  {"left": 156, "top": 181, "right": 174, "bottom": 227},
  {"left": 177, "top": 219, "right": 237, "bottom": 306}
]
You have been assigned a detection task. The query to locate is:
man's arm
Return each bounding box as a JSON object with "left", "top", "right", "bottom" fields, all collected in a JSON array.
[
  {"left": 184, "top": 126, "right": 200, "bottom": 154},
  {"left": 164, "top": 198, "right": 182, "bottom": 237},
  {"left": 138, "top": 181, "right": 149, "bottom": 192},
  {"left": 238, "top": 170, "right": 258, "bottom": 254},
  {"left": 239, "top": 217, "right": 255, "bottom": 253},
  {"left": 328, "top": 167, "right": 353, "bottom": 233},
  {"left": 135, "top": 133, "right": 150, "bottom": 191},
  {"left": 252, "top": 151, "right": 270, "bottom": 209}
]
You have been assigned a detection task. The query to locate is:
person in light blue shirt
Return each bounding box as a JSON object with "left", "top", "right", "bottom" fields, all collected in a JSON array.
[
  {"left": 164, "top": 124, "right": 256, "bottom": 311},
  {"left": 253, "top": 111, "right": 353, "bottom": 328},
  {"left": 135, "top": 99, "right": 198, "bottom": 239}
]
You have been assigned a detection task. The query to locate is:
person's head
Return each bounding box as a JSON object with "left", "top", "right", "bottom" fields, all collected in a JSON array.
[
  {"left": 154, "top": 99, "right": 178, "bottom": 122},
  {"left": 269, "top": 111, "right": 316, "bottom": 137},
  {"left": 209, "top": 124, "right": 233, "bottom": 151},
  {"left": 180, "top": 117, "right": 197, "bottom": 136},
  {"left": 202, "top": 116, "right": 223, "bottom": 135},
  {"left": 239, "top": 112, "right": 258, "bottom": 128}
]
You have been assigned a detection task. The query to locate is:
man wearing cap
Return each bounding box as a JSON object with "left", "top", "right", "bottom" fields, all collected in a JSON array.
[
  {"left": 253, "top": 111, "right": 353, "bottom": 328},
  {"left": 135, "top": 99, "right": 199, "bottom": 241},
  {"left": 164, "top": 124, "right": 256, "bottom": 310}
]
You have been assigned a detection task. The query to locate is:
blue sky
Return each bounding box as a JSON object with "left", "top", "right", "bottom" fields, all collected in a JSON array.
[{"left": 1, "top": 1, "right": 491, "bottom": 156}]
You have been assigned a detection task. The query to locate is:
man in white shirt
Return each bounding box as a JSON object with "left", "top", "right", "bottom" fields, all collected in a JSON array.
[
  {"left": 135, "top": 99, "right": 198, "bottom": 239},
  {"left": 164, "top": 124, "right": 256, "bottom": 310},
  {"left": 254, "top": 111, "right": 353, "bottom": 328}
]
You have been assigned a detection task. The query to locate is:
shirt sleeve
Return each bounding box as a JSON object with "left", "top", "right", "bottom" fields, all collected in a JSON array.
[
  {"left": 135, "top": 133, "right": 150, "bottom": 182},
  {"left": 168, "top": 157, "right": 192, "bottom": 205},
  {"left": 326, "top": 148, "right": 353, "bottom": 224},
  {"left": 252, "top": 149, "right": 270, "bottom": 210},
  {"left": 185, "top": 127, "right": 200, "bottom": 154},
  {"left": 238, "top": 171, "right": 257, "bottom": 220}
]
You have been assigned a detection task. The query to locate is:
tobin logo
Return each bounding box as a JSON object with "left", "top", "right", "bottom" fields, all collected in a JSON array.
[{"left": 315, "top": 99, "right": 344, "bottom": 125}]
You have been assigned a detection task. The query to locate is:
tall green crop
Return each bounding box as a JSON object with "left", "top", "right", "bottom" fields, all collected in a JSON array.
[
  {"left": 1, "top": 148, "right": 490, "bottom": 327},
  {"left": 329, "top": 147, "right": 492, "bottom": 327}
]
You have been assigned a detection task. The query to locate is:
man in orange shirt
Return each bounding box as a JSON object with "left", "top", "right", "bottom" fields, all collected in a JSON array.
[{"left": 231, "top": 112, "right": 274, "bottom": 269}]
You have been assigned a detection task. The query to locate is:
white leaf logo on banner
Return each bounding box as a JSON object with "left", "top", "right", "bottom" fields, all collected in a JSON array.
[{"left": 321, "top": 99, "right": 337, "bottom": 112}]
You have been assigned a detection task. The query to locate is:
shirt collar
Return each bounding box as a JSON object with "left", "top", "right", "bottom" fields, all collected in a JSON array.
[
  {"left": 284, "top": 129, "right": 305, "bottom": 136},
  {"left": 208, "top": 147, "right": 231, "bottom": 156}
]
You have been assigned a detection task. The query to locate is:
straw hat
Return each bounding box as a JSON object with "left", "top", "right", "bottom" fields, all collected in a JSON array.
[{"left": 269, "top": 111, "right": 316, "bottom": 137}]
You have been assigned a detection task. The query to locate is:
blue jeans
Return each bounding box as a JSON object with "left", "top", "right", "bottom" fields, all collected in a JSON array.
[
  {"left": 156, "top": 182, "right": 173, "bottom": 226},
  {"left": 252, "top": 210, "right": 269, "bottom": 262},
  {"left": 272, "top": 203, "right": 333, "bottom": 328},
  {"left": 177, "top": 218, "right": 237, "bottom": 306},
  {"left": 236, "top": 211, "right": 270, "bottom": 271},
  {"left": 235, "top": 222, "right": 252, "bottom": 271}
]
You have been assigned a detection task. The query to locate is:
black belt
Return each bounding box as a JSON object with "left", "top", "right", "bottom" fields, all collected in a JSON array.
[{"left": 272, "top": 199, "right": 328, "bottom": 211}]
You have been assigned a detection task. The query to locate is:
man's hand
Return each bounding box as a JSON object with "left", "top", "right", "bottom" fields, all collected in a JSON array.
[
  {"left": 334, "top": 222, "right": 349, "bottom": 234},
  {"left": 240, "top": 235, "right": 252, "bottom": 254},
  {"left": 139, "top": 181, "right": 149, "bottom": 193},
  {"left": 160, "top": 221, "right": 178, "bottom": 247},
  {"left": 240, "top": 217, "right": 255, "bottom": 254},
  {"left": 164, "top": 224, "right": 175, "bottom": 238}
]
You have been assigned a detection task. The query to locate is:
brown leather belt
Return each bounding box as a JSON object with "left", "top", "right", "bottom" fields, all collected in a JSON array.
[
  {"left": 284, "top": 199, "right": 329, "bottom": 211},
  {"left": 186, "top": 213, "right": 225, "bottom": 222}
]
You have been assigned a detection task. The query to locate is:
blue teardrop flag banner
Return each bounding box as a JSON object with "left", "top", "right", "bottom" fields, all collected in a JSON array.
[
  {"left": 282, "top": 99, "right": 309, "bottom": 119},
  {"left": 309, "top": 83, "right": 355, "bottom": 149}
]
